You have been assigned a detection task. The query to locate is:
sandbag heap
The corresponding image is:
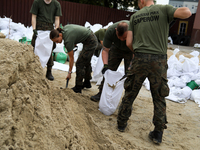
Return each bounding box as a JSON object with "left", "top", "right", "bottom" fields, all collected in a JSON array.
[{"left": 0, "top": 38, "right": 116, "bottom": 150}]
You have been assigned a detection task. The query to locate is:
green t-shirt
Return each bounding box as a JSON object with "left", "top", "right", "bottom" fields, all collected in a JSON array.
[
  {"left": 30, "top": 0, "right": 62, "bottom": 24},
  {"left": 103, "top": 20, "right": 131, "bottom": 52},
  {"left": 62, "top": 24, "right": 91, "bottom": 52},
  {"left": 94, "top": 28, "right": 107, "bottom": 42},
  {"left": 129, "top": 5, "right": 177, "bottom": 54}
]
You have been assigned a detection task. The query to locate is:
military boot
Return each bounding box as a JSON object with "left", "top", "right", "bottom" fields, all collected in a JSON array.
[
  {"left": 72, "top": 85, "right": 82, "bottom": 93},
  {"left": 149, "top": 130, "right": 163, "bottom": 144},
  {"left": 82, "top": 80, "right": 92, "bottom": 89},
  {"left": 46, "top": 70, "right": 54, "bottom": 81},
  {"left": 90, "top": 92, "right": 101, "bottom": 102}
]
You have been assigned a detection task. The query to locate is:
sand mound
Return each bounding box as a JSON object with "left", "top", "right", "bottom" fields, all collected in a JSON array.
[
  {"left": 0, "top": 38, "right": 117, "bottom": 150},
  {"left": 0, "top": 32, "right": 6, "bottom": 38}
]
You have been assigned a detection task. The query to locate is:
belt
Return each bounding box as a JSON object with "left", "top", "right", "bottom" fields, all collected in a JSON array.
[
  {"left": 37, "top": 21, "right": 53, "bottom": 26},
  {"left": 135, "top": 52, "right": 167, "bottom": 59}
]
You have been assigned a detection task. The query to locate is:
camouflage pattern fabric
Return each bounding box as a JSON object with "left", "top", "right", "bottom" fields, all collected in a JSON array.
[
  {"left": 94, "top": 42, "right": 103, "bottom": 57},
  {"left": 75, "top": 32, "right": 98, "bottom": 86},
  {"left": 31, "top": 21, "right": 56, "bottom": 70},
  {"left": 117, "top": 53, "right": 169, "bottom": 131},
  {"left": 98, "top": 45, "right": 133, "bottom": 92}
]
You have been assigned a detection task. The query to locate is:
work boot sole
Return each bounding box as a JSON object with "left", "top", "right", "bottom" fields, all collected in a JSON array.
[
  {"left": 82, "top": 85, "right": 92, "bottom": 89},
  {"left": 148, "top": 131, "right": 162, "bottom": 144},
  {"left": 117, "top": 123, "right": 127, "bottom": 132},
  {"left": 46, "top": 76, "right": 54, "bottom": 81},
  {"left": 90, "top": 97, "right": 100, "bottom": 102},
  {"left": 71, "top": 87, "right": 82, "bottom": 93}
]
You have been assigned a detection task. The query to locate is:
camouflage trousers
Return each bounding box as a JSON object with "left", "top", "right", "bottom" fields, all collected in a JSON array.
[
  {"left": 117, "top": 52, "right": 169, "bottom": 131},
  {"left": 31, "top": 21, "right": 56, "bottom": 70},
  {"left": 75, "top": 32, "right": 98, "bottom": 86},
  {"left": 98, "top": 46, "right": 133, "bottom": 92},
  {"left": 93, "top": 42, "right": 103, "bottom": 57}
]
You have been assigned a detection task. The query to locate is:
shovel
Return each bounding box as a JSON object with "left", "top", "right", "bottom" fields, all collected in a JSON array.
[{"left": 66, "top": 78, "right": 69, "bottom": 88}]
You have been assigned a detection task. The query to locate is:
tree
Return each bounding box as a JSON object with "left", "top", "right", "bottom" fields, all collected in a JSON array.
[
  {"left": 62, "top": 0, "right": 156, "bottom": 11},
  {"left": 61, "top": 0, "right": 138, "bottom": 10}
]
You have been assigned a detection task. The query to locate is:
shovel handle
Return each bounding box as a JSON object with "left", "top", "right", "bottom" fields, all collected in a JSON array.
[{"left": 66, "top": 78, "right": 69, "bottom": 88}]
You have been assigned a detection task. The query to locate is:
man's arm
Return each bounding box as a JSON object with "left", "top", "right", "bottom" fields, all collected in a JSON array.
[
  {"left": 126, "top": 31, "right": 134, "bottom": 52},
  {"left": 66, "top": 50, "right": 74, "bottom": 80},
  {"left": 54, "top": 16, "right": 60, "bottom": 29},
  {"left": 102, "top": 46, "right": 109, "bottom": 64},
  {"left": 31, "top": 14, "right": 37, "bottom": 30},
  {"left": 174, "top": 7, "right": 191, "bottom": 19},
  {"left": 100, "top": 40, "right": 103, "bottom": 45}
]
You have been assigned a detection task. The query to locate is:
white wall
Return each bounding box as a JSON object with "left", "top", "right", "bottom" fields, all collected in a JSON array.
[{"left": 156, "top": 0, "right": 169, "bottom": 5}]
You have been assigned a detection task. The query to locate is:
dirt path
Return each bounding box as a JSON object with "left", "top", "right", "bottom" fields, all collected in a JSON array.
[{"left": 48, "top": 47, "right": 200, "bottom": 150}]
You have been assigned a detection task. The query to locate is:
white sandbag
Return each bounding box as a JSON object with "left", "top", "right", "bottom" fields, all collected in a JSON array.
[
  {"left": 34, "top": 30, "right": 53, "bottom": 68},
  {"left": 174, "top": 86, "right": 192, "bottom": 100},
  {"left": 52, "top": 61, "right": 76, "bottom": 72},
  {"left": 90, "top": 24, "right": 102, "bottom": 33},
  {"left": 182, "top": 57, "right": 199, "bottom": 73},
  {"left": 190, "top": 89, "right": 200, "bottom": 107},
  {"left": 74, "top": 43, "right": 83, "bottom": 62},
  {"left": 53, "top": 42, "right": 66, "bottom": 54},
  {"left": 143, "top": 78, "right": 150, "bottom": 91},
  {"left": 92, "top": 49, "right": 103, "bottom": 82},
  {"left": 168, "top": 36, "right": 173, "bottom": 44},
  {"left": 99, "top": 70, "right": 126, "bottom": 116},
  {"left": 166, "top": 86, "right": 188, "bottom": 103},
  {"left": 167, "top": 48, "right": 182, "bottom": 77}
]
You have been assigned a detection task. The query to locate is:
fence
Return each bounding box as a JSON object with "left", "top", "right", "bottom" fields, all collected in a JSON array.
[{"left": 0, "top": 0, "right": 134, "bottom": 27}]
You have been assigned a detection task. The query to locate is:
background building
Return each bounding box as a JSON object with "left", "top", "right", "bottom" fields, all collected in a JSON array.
[
  {"left": 169, "top": 0, "right": 198, "bottom": 14},
  {"left": 156, "top": 0, "right": 169, "bottom": 5},
  {"left": 168, "top": 0, "right": 200, "bottom": 46}
]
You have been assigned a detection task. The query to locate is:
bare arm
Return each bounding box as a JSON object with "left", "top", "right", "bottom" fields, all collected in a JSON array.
[
  {"left": 100, "top": 40, "right": 103, "bottom": 45},
  {"left": 54, "top": 16, "right": 60, "bottom": 29},
  {"left": 102, "top": 46, "right": 109, "bottom": 64},
  {"left": 31, "top": 14, "right": 37, "bottom": 30},
  {"left": 126, "top": 31, "right": 134, "bottom": 52},
  {"left": 174, "top": 7, "right": 192, "bottom": 19},
  {"left": 66, "top": 50, "right": 74, "bottom": 80}
]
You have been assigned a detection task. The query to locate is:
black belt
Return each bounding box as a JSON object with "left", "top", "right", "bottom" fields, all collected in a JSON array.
[
  {"left": 135, "top": 52, "right": 167, "bottom": 59},
  {"left": 37, "top": 21, "right": 53, "bottom": 26}
]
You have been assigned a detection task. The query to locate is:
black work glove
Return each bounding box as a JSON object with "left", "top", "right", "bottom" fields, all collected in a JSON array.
[
  {"left": 33, "top": 29, "right": 38, "bottom": 37},
  {"left": 102, "top": 64, "right": 108, "bottom": 74}
]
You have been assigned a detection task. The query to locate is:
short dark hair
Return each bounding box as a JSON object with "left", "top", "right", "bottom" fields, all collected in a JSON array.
[
  {"left": 50, "top": 27, "right": 63, "bottom": 39},
  {"left": 116, "top": 22, "right": 128, "bottom": 36}
]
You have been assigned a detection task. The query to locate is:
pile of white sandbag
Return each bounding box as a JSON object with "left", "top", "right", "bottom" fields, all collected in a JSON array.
[{"left": 143, "top": 48, "right": 200, "bottom": 107}]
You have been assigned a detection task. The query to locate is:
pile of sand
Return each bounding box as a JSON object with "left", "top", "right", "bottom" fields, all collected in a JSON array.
[{"left": 0, "top": 38, "right": 121, "bottom": 150}]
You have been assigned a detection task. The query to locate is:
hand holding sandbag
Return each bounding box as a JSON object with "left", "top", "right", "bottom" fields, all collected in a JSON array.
[
  {"left": 33, "top": 29, "right": 38, "bottom": 37},
  {"left": 102, "top": 64, "right": 108, "bottom": 74}
]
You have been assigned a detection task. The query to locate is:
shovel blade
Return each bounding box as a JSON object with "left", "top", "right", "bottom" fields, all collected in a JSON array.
[{"left": 66, "top": 78, "right": 69, "bottom": 88}]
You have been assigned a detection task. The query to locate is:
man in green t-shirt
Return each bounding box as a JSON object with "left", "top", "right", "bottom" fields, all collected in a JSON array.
[
  {"left": 30, "top": 0, "right": 62, "bottom": 80},
  {"left": 90, "top": 21, "right": 134, "bottom": 102},
  {"left": 50, "top": 24, "right": 98, "bottom": 93},
  {"left": 117, "top": 0, "right": 191, "bottom": 144},
  {"left": 94, "top": 28, "right": 107, "bottom": 57}
]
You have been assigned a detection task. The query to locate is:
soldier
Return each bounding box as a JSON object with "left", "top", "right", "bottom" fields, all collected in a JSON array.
[
  {"left": 30, "top": 0, "right": 62, "bottom": 80},
  {"left": 117, "top": 0, "right": 191, "bottom": 144},
  {"left": 90, "top": 21, "right": 134, "bottom": 102},
  {"left": 93, "top": 28, "right": 107, "bottom": 57},
  {"left": 49, "top": 24, "right": 98, "bottom": 93}
]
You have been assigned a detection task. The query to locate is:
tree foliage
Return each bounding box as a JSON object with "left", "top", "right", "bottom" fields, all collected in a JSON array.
[{"left": 62, "top": 0, "right": 139, "bottom": 11}]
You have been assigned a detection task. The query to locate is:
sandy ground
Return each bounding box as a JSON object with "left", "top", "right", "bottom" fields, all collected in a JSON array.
[
  {"left": 0, "top": 35, "right": 200, "bottom": 150},
  {"left": 49, "top": 46, "right": 200, "bottom": 150}
]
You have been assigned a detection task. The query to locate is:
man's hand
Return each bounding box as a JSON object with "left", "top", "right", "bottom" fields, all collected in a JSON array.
[
  {"left": 102, "top": 64, "right": 108, "bottom": 74},
  {"left": 33, "top": 29, "right": 38, "bottom": 37}
]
